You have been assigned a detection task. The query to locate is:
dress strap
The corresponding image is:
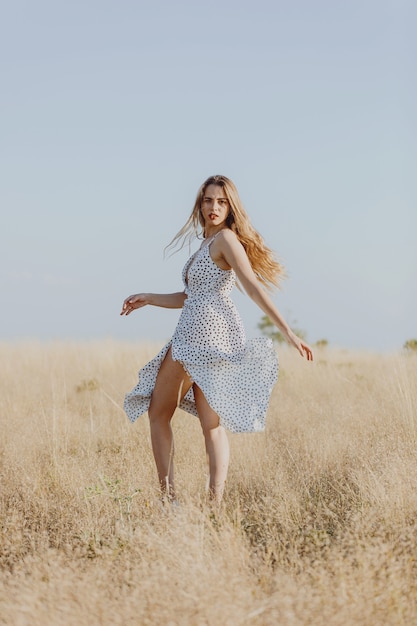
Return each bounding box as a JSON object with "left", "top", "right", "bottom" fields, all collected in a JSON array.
[{"left": 206, "top": 231, "right": 223, "bottom": 247}]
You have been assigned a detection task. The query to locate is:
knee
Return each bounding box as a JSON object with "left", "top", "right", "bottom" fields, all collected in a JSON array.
[
  {"left": 148, "top": 397, "right": 175, "bottom": 425},
  {"left": 201, "top": 422, "right": 222, "bottom": 440}
]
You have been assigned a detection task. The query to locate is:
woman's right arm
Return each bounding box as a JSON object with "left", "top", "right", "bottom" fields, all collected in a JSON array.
[{"left": 120, "top": 292, "right": 186, "bottom": 316}]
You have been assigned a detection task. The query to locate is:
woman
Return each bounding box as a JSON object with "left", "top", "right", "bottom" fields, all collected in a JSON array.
[{"left": 121, "top": 175, "right": 313, "bottom": 504}]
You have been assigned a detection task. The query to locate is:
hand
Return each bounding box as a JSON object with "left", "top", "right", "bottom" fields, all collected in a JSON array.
[
  {"left": 120, "top": 293, "right": 150, "bottom": 316},
  {"left": 287, "top": 330, "right": 314, "bottom": 361}
]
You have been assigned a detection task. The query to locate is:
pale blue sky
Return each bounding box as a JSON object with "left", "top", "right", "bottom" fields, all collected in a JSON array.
[{"left": 1, "top": 0, "right": 415, "bottom": 350}]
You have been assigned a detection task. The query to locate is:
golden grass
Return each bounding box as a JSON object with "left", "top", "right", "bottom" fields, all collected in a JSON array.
[{"left": 0, "top": 341, "right": 416, "bottom": 625}]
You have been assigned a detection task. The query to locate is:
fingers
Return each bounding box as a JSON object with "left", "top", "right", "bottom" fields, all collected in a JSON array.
[
  {"left": 120, "top": 295, "right": 137, "bottom": 316},
  {"left": 120, "top": 294, "right": 147, "bottom": 316},
  {"left": 294, "top": 338, "right": 313, "bottom": 361},
  {"left": 302, "top": 343, "right": 314, "bottom": 361},
  {"left": 120, "top": 304, "right": 131, "bottom": 316}
]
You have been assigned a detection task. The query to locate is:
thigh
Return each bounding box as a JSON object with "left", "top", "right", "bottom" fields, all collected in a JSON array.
[
  {"left": 149, "top": 347, "right": 193, "bottom": 419},
  {"left": 193, "top": 384, "right": 221, "bottom": 433}
]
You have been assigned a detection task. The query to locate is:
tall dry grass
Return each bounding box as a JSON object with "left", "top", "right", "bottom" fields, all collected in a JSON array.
[{"left": 0, "top": 340, "right": 416, "bottom": 625}]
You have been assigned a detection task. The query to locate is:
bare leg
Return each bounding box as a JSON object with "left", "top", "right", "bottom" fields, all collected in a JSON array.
[
  {"left": 193, "top": 385, "right": 230, "bottom": 505},
  {"left": 148, "top": 347, "right": 192, "bottom": 499}
]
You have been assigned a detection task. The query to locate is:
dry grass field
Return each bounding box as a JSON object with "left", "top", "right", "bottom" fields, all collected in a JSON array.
[{"left": 0, "top": 340, "right": 416, "bottom": 625}]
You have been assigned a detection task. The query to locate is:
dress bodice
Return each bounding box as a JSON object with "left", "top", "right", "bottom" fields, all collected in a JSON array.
[{"left": 182, "top": 239, "right": 235, "bottom": 300}]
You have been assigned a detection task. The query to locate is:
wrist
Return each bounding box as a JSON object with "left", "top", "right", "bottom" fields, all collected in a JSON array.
[{"left": 283, "top": 328, "right": 295, "bottom": 342}]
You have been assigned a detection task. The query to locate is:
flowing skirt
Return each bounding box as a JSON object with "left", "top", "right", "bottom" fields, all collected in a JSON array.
[{"left": 124, "top": 337, "right": 278, "bottom": 433}]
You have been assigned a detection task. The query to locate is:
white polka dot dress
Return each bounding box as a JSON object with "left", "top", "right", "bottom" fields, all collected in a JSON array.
[{"left": 124, "top": 234, "right": 279, "bottom": 433}]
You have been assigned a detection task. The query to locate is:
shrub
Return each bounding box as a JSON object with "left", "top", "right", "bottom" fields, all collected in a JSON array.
[{"left": 404, "top": 339, "right": 417, "bottom": 352}]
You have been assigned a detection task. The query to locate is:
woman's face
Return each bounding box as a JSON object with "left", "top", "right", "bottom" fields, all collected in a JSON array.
[{"left": 200, "top": 184, "right": 230, "bottom": 229}]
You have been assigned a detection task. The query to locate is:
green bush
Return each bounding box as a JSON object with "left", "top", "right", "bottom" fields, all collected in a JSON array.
[
  {"left": 403, "top": 339, "right": 417, "bottom": 352},
  {"left": 258, "top": 314, "right": 307, "bottom": 344}
]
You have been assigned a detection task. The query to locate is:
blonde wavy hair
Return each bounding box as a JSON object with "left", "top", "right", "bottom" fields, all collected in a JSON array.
[{"left": 167, "top": 175, "right": 285, "bottom": 289}]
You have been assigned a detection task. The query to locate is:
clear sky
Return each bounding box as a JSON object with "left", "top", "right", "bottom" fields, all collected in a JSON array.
[{"left": 1, "top": 0, "right": 415, "bottom": 351}]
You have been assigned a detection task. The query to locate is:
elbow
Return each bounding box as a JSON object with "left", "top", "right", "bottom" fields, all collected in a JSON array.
[{"left": 244, "top": 283, "right": 262, "bottom": 302}]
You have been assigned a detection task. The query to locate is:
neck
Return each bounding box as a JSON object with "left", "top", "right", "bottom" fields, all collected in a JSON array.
[{"left": 204, "top": 226, "right": 227, "bottom": 239}]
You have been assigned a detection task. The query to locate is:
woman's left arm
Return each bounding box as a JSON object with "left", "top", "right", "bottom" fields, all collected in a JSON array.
[{"left": 218, "top": 231, "right": 313, "bottom": 360}]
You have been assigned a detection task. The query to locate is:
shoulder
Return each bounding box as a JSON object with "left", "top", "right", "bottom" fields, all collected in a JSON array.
[
  {"left": 216, "top": 228, "right": 242, "bottom": 249},
  {"left": 212, "top": 229, "right": 247, "bottom": 265}
]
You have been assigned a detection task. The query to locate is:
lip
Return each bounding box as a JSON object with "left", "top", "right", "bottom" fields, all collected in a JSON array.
[{"left": 208, "top": 213, "right": 218, "bottom": 219}]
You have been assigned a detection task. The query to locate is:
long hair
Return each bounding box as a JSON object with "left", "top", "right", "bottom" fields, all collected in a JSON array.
[{"left": 166, "top": 175, "right": 285, "bottom": 289}]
